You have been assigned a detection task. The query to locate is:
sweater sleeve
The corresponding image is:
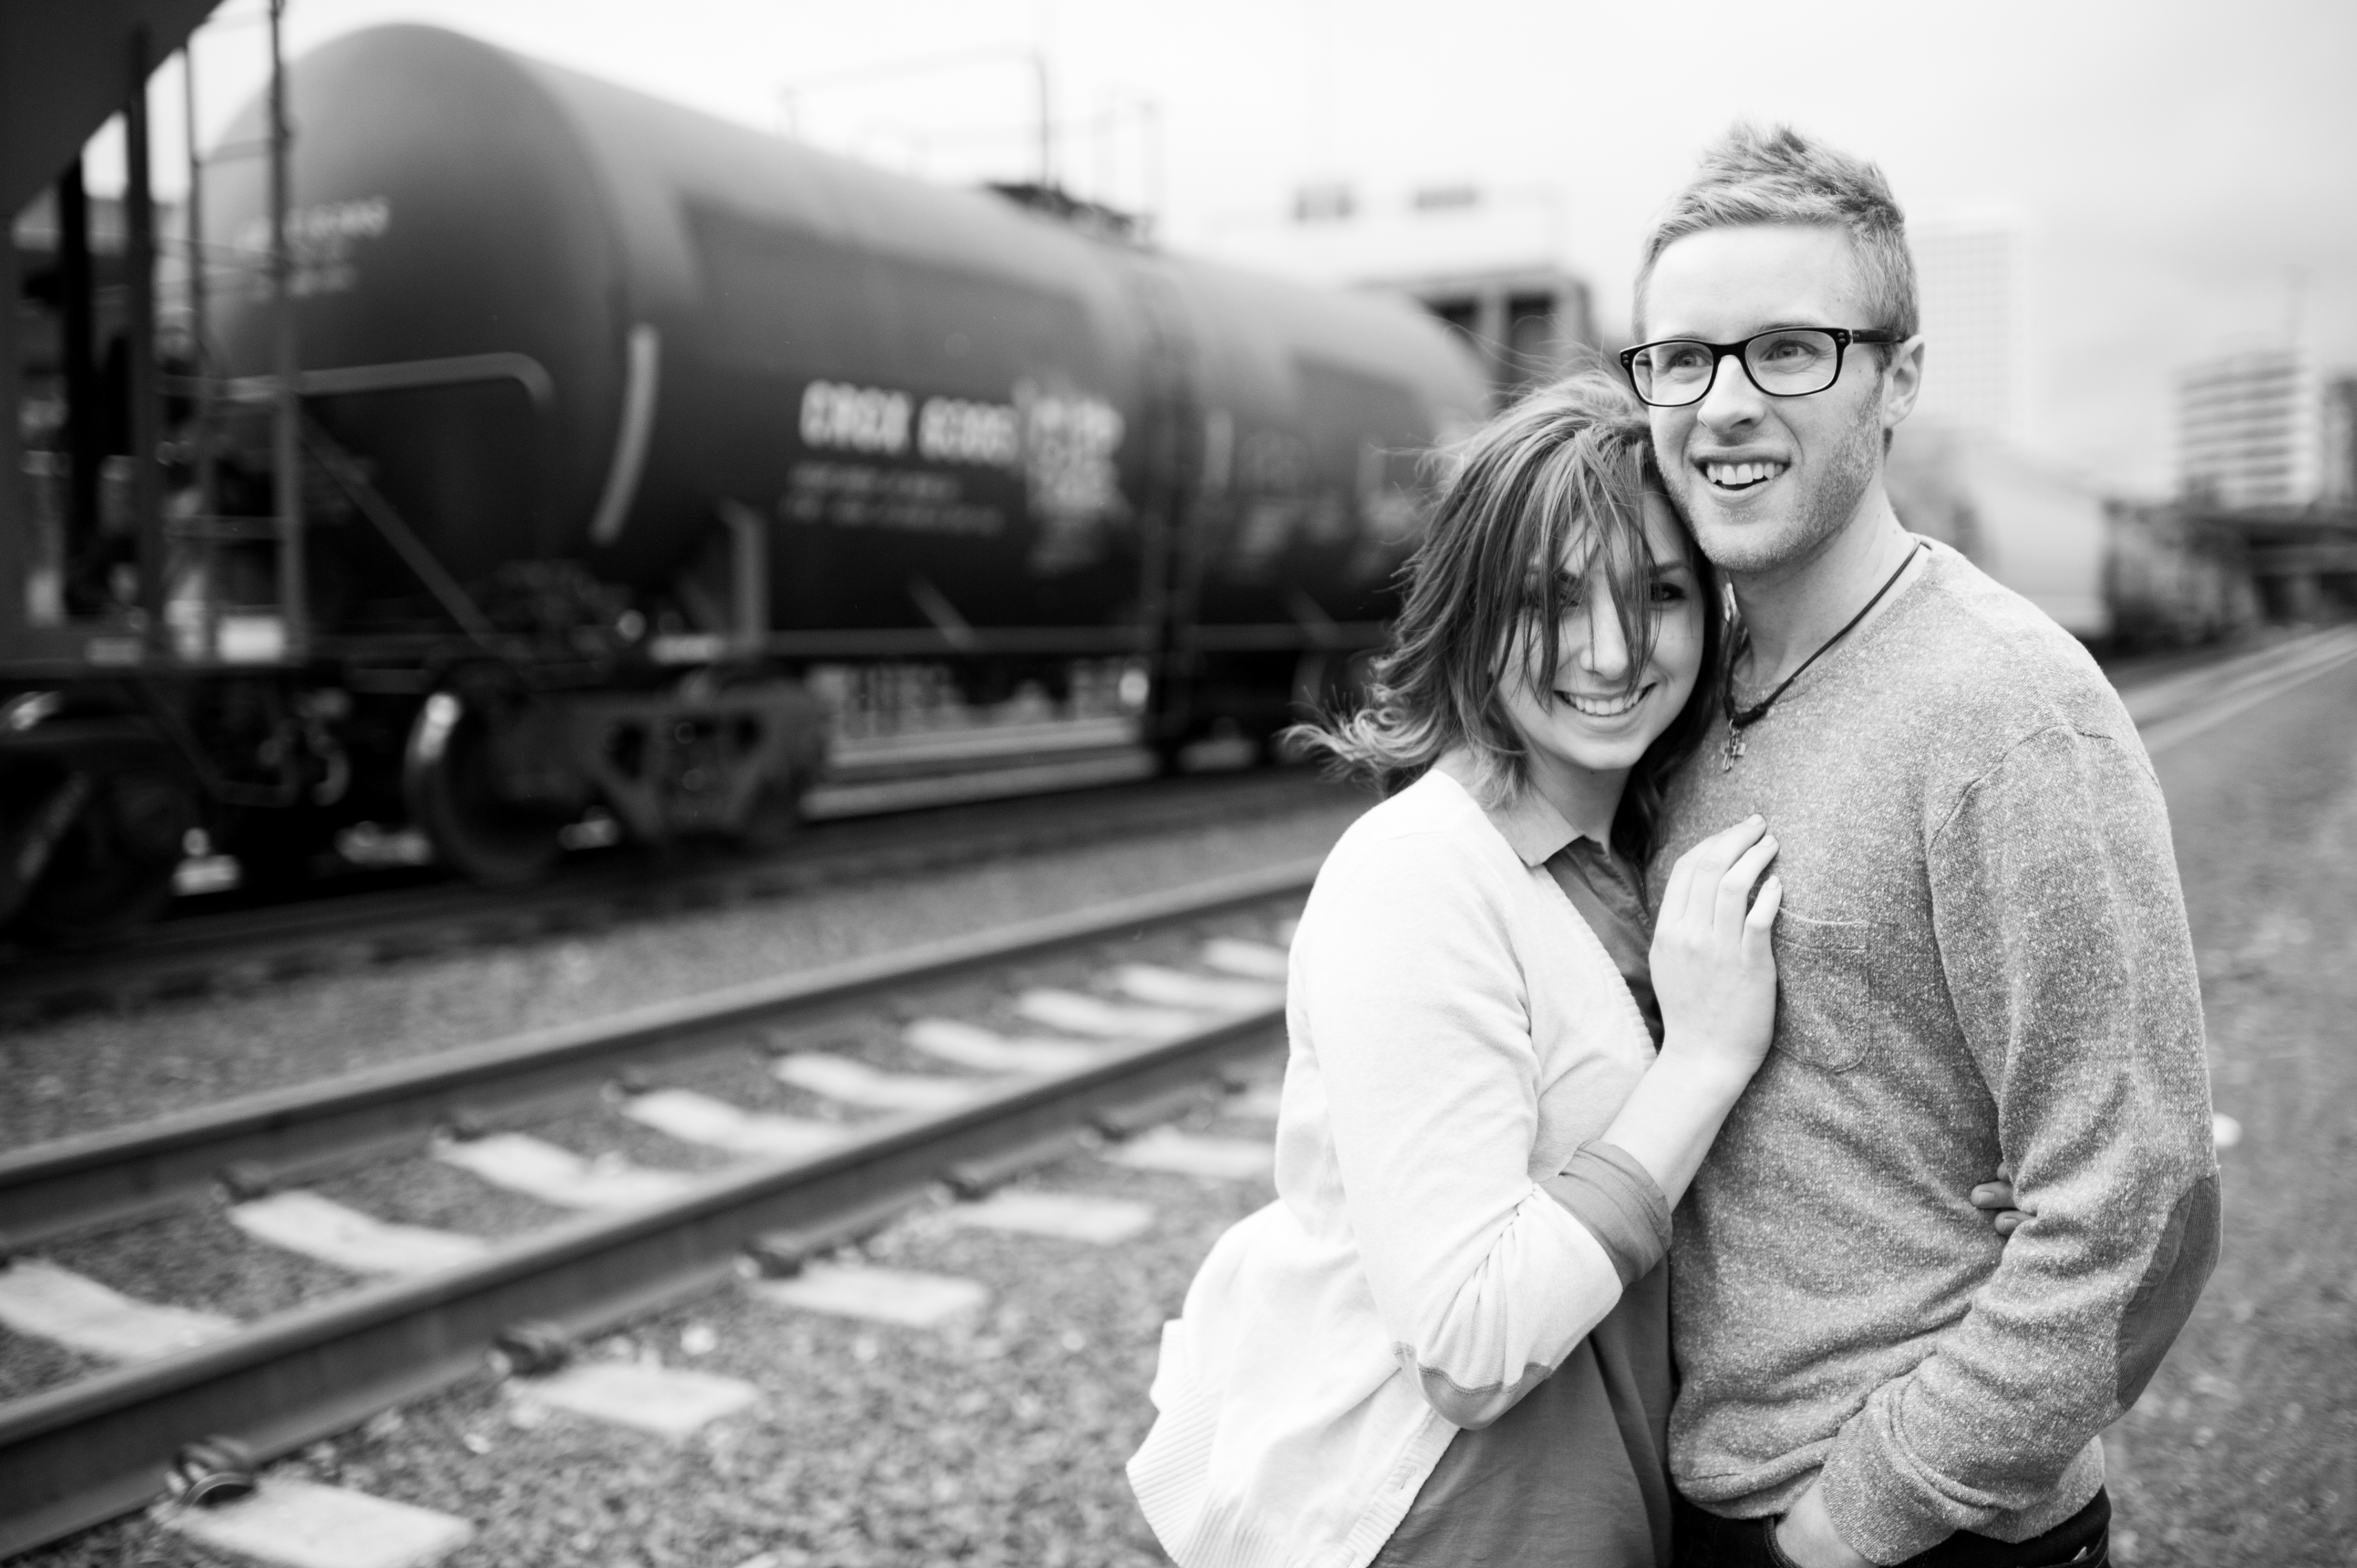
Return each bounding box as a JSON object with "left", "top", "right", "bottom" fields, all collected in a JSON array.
[
  {"left": 1297, "top": 831, "right": 1648, "bottom": 1432},
  {"left": 1818, "top": 725, "right": 2221, "bottom": 1563}
]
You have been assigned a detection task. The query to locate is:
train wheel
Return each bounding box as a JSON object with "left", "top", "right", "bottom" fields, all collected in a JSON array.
[
  {"left": 734, "top": 771, "right": 805, "bottom": 855},
  {"left": 404, "top": 693, "right": 564, "bottom": 886},
  {"left": 7, "top": 765, "right": 197, "bottom": 946}
]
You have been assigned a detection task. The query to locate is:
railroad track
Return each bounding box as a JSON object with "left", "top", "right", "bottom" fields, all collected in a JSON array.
[
  {"left": 0, "top": 862, "right": 1314, "bottom": 1557},
  {"left": 2114, "top": 625, "right": 2357, "bottom": 757},
  {"left": 0, "top": 767, "right": 1341, "bottom": 1027}
]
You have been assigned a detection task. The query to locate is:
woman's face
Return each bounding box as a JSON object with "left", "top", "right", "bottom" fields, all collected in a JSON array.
[{"left": 1497, "top": 491, "right": 1707, "bottom": 780}]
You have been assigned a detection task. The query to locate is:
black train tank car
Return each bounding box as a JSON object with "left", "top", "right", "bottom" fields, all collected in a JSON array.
[{"left": 155, "top": 24, "right": 1486, "bottom": 898}]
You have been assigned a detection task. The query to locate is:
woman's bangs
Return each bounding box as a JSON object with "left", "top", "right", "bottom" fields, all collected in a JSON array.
[{"left": 1514, "top": 435, "right": 1656, "bottom": 701}]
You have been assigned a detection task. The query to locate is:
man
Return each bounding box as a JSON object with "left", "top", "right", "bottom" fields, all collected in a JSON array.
[{"left": 1632, "top": 125, "right": 2219, "bottom": 1568}]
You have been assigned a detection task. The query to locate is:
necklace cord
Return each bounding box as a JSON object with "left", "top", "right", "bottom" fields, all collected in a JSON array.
[{"left": 1724, "top": 540, "right": 1927, "bottom": 731}]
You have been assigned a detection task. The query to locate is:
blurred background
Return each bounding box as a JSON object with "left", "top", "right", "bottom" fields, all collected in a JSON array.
[{"left": 66, "top": 0, "right": 2357, "bottom": 499}]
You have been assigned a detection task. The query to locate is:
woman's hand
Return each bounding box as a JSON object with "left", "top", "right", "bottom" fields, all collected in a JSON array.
[
  {"left": 1599, "top": 817, "right": 1782, "bottom": 1206},
  {"left": 1650, "top": 813, "right": 1782, "bottom": 1082}
]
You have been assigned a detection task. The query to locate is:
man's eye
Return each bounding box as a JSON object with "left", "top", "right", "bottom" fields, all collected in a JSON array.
[
  {"left": 1757, "top": 334, "right": 1824, "bottom": 365},
  {"left": 1659, "top": 345, "right": 1710, "bottom": 373}
]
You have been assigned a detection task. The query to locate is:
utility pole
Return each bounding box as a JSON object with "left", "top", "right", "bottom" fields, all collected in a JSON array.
[
  {"left": 268, "top": 0, "right": 305, "bottom": 657},
  {"left": 184, "top": 45, "right": 214, "bottom": 528},
  {"left": 125, "top": 24, "right": 164, "bottom": 642},
  {"left": 1032, "top": 50, "right": 1052, "bottom": 189}
]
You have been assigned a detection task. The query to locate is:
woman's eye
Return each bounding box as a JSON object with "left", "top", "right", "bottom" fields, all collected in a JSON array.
[{"left": 1648, "top": 581, "right": 1688, "bottom": 603}]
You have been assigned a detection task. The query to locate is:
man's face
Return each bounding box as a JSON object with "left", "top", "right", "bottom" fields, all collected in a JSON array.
[{"left": 1641, "top": 224, "right": 1921, "bottom": 577}]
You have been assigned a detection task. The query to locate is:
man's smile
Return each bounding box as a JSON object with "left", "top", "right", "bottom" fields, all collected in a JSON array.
[{"left": 1699, "top": 457, "right": 1790, "bottom": 492}]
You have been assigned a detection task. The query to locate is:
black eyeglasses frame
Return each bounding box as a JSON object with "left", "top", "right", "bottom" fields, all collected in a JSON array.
[{"left": 1617, "top": 327, "right": 1905, "bottom": 409}]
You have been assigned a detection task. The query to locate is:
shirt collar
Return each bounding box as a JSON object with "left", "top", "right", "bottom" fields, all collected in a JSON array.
[{"left": 1436, "top": 750, "right": 1588, "bottom": 868}]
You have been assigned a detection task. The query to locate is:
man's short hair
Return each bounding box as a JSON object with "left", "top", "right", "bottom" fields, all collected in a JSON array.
[{"left": 1636, "top": 123, "right": 1918, "bottom": 343}]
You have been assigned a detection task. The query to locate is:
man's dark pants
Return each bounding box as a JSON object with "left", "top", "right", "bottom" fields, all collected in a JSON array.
[{"left": 1671, "top": 1489, "right": 2109, "bottom": 1568}]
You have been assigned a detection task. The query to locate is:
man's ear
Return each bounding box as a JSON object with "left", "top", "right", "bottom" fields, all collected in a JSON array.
[{"left": 1880, "top": 336, "right": 1926, "bottom": 429}]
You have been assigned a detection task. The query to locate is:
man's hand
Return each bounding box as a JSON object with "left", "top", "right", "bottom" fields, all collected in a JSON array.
[{"left": 1774, "top": 1481, "right": 1874, "bottom": 1568}]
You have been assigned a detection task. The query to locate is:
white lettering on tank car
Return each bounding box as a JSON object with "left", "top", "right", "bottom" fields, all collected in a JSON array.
[
  {"left": 1017, "top": 381, "right": 1127, "bottom": 572},
  {"left": 800, "top": 380, "right": 912, "bottom": 455},
  {"left": 917, "top": 397, "right": 1022, "bottom": 468},
  {"left": 235, "top": 197, "right": 393, "bottom": 299},
  {"left": 782, "top": 461, "right": 1002, "bottom": 535}
]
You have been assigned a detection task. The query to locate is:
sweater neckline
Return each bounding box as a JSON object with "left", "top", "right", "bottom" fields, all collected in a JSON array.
[{"left": 1726, "top": 537, "right": 1943, "bottom": 716}]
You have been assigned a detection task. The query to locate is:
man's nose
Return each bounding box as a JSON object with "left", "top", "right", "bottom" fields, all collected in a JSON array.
[{"left": 1695, "top": 348, "right": 1764, "bottom": 437}]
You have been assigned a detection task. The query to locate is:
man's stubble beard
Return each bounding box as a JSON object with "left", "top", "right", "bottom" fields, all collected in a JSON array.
[{"left": 1665, "top": 399, "right": 1885, "bottom": 580}]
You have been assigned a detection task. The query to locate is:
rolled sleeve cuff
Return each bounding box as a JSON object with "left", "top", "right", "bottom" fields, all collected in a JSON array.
[
  {"left": 1818, "top": 1405, "right": 1967, "bottom": 1566},
  {"left": 1540, "top": 1140, "right": 1671, "bottom": 1288}
]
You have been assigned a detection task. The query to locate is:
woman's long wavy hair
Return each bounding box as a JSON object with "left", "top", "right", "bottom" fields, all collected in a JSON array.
[{"left": 1292, "top": 373, "right": 1723, "bottom": 864}]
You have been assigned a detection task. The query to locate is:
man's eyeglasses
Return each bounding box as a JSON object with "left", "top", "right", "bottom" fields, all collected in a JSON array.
[{"left": 1618, "top": 328, "right": 1902, "bottom": 409}]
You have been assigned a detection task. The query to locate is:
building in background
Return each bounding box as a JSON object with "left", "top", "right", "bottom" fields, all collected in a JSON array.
[
  {"left": 1911, "top": 218, "right": 2026, "bottom": 440},
  {"left": 1197, "top": 182, "right": 1596, "bottom": 408},
  {"left": 1374, "top": 265, "right": 1596, "bottom": 408},
  {"left": 2176, "top": 345, "right": 2323, "bottom": 509},
  {"left": 1887, "top": 423, "right": 2260, "bottom": 648},
  {"left": 2322, "top": 375, "right": 2357, "bottom": 508}
]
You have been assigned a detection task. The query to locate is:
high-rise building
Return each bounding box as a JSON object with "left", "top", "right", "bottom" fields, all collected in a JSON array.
[
  {"left": 2176, "top": 347, "right": 2322, "bottom": 509},
  {"left": 1911, "top": 220, "right": 2025, "bottom": 439},
  {"left": 2322, "top": 375, "right": 2357, "bottom": 508}
]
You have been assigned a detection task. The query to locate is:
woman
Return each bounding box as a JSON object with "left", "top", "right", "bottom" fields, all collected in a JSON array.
[{"left": 1128, "top": 375, "right": 2014, "bottom": 1568}]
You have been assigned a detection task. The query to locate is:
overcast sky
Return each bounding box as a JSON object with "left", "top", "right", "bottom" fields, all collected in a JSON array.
[{"left": 117, "top": 0, "right": 2356, "bottom": 497}]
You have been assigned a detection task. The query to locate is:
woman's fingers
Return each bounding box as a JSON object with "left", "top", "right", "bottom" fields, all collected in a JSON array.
[
  {"left": 1715, "top": 833, "right": 1778, "bottom": 935},
  {"left": 1740, "top": 874, "right": 1781, "bottom": 964},
  {"left": 1659, "top": 853, "right": 1695, "bottom": 933},
  {"left": 1993, "top": 1210, "right": 2024, "bottom": 1237},
  {"left": 1669, "top": 816, "right": 1766, "bottom": 926}
]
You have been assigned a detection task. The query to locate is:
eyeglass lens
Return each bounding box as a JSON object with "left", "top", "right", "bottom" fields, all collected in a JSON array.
[{"left": 1630, "top": 330, "right": 1844, "bottom": 406}]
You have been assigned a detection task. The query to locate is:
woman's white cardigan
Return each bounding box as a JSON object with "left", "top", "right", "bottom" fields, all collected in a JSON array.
[{"left": 1128, "top": 767, "right": 1669, "bottom": 1568}]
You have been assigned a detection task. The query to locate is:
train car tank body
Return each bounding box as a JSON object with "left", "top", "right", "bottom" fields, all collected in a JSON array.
[{"left": 200, "top": 25, "right": 1484, "bottom": 648}]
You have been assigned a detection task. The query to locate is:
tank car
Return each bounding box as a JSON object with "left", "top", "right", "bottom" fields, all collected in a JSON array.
[{"left": 0, "top": 23, "right": 1485, "bottom": 938}]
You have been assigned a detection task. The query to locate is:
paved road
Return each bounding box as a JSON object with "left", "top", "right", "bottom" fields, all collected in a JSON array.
[{"left": 2107, "top": 650, "right": 2357, "bottom": 1564}]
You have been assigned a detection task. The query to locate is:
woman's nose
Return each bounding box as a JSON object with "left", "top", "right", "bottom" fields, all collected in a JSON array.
[{"left": 1577, "top": 602, "right": 1632, "bottom": 680}]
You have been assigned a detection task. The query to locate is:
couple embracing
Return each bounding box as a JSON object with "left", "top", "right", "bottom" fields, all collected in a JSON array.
[{"left": 1128, "top": 125, "right": 2220, "bottom": 1568}]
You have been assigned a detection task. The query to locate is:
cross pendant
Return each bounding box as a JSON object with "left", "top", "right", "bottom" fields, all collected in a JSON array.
[{"left": 1721, "top": 733, "right": 1745, "bottom": 772}]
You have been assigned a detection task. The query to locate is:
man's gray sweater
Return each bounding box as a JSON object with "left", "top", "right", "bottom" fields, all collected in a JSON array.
[{"left": 1650, "top": 542, "right": 2220, "bottom": 1564}]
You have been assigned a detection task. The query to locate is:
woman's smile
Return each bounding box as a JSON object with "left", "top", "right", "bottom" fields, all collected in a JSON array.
[{"left": 1553, "top": 681, "right": 1657, "bottom": 721}]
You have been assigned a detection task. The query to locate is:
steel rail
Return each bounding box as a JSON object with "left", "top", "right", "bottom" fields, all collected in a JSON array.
[
  {"left": 0, "top": 994, "right": 1289, "bottom": 1556},
  {"left": 2129, "top": 627, "right": 2357, "bottom": 757},
  {"left": 0, "top": 858, "right": 1319, "bottom": 1252}
]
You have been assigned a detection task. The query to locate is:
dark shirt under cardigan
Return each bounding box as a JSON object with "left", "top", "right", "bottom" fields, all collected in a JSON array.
[{"left": 1372, "top": 798, "right": 1674, "bottom": 1568}]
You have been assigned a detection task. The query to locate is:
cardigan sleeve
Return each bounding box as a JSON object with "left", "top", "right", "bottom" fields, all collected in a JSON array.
[{"left": 1298, "top": 828, "right": 1650, "bottom": 1431}]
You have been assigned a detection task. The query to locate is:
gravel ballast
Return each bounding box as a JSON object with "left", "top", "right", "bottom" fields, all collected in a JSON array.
[{"left": 23, "top": 1085, "right": 1280, "bottom": 1567}]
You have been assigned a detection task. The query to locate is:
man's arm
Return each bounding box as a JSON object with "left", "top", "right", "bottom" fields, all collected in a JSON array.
[{"left": 1803, "top": 724, "right": 2221, "bottom": 1566}]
